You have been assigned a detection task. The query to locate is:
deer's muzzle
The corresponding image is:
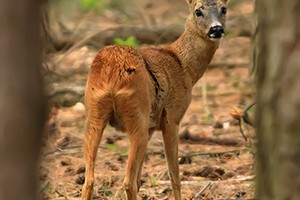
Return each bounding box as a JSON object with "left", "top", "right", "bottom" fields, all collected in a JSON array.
[{"left": 207, "top": 25, "right": 225, "bottom": 40}]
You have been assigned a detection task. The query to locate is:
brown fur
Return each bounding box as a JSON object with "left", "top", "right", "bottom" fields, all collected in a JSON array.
[{"left": 81, "top": 0, "right": 227, "bottom": 199}]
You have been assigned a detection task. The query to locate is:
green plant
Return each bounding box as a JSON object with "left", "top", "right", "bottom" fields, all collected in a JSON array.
[
  {"left": 106, "top": 144, "right": 127, "bottom": 156},
  {"left": 150, "top": 177, "right": 157, "bottom": 187},
  {"left": 99, "top": 180, "right": 113, "bottom": 197},
  {"left": 98, "top": 187, "right": 112, "bottom": 197},
  {"left": 80, "top": 0, "right": 109, "bottom": 12},
  {"left": 114, "top": 36, "right": 139, "bottom": 47}
]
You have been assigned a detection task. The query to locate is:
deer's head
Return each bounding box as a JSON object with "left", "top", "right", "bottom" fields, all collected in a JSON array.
[{"left": 187, "top": 0, "right": 227, "bottom": 41}]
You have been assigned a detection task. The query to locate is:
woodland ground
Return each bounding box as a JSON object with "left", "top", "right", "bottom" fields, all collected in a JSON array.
[{"left": 40, "top": 0, "right": 256, "bottom": 199}]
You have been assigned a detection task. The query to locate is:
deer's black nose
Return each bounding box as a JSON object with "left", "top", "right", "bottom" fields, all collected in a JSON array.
[{"left": 208, "top": 26, "right": 225, "bottom": 39}]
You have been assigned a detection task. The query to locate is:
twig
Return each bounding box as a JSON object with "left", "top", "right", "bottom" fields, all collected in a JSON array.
[
  {"left": 43, "top": 145, "right": 81, "bottom": 156},
  {"left": 120, "top": 149, "right": 244, "bottom": 159},
  {"left": 43, "top": 147, "right": 244, "bottom": 158},
  {"left": 192, "top": 182, "right": 212, "bottom": 200},
  {"left": 188, "top": 148, "right": 245, "bottom": 158},
  {"left": 147, "top": 150, "right": 164, "bottom": 156},
  {"left": 158, "top": 175, "right": 255, "bottom": 185},
  {"left": 151, "top": 160, "right": 166, "bottom": 167},
  {"left": 225, "top": 192, "right": 236, "bottom": 200},
  {"left": 55, "top": 190, "right": 68, "bottom": 200},
  {"left": 157, "top": 167, "right": 168, "bottom": 181},
  {"left": 43, "top": 145, "right": 106, "bottom": 156},
  {"left": 119, "top": 149, "right": 164, "bottom": 158},
  {"left": 238, "top": 118, "right": 248, "bottom": 141},
  {"left": 59, "top": 11, "right": 93, "bottom": 52},
  {"left": 54, "top": 31, "right": 101, "bottom": 67}
]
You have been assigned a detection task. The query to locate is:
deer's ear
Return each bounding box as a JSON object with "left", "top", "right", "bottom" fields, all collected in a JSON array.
[{"left": 186, "top": 0, "right": 193, "bottom": 4}]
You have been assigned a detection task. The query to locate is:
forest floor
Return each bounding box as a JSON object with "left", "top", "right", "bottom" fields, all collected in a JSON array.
[{"left": 40, "top": 0, "right": 256, "bottom": 199}]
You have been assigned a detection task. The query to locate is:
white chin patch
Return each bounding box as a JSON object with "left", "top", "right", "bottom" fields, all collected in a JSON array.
[{"left": 209, "top": 33, "right": 224, "bottom": 41}]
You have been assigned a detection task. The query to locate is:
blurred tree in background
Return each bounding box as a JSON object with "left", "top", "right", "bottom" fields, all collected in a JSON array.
[
  {"left": 0, "top": 0, "right": 46, "bottom": 199},
  {"left": 255, "top": 0, "right": 300, "bottom": 199}
]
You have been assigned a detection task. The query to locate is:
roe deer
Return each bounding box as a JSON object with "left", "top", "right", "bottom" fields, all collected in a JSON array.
[{"left": 81, "top": 0, "right": 227, "bottom": 199}]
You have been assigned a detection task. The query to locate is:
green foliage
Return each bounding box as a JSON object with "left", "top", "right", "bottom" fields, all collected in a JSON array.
[
  {"left": 106, "top": 143, "right": 117, "bottom": 151},
  {"left": 106, "top": 144, "right": 127, "bottom": 155},
  {"left": 141, "top": 194, "right": 149, "bottom": 200},
  {"left": 245, "top": 103, "right": 256, "bottom": 113},
  {"left": 79, "top": 0, "right": 127, "bottom": 13},
  {"left": 206, "top": 83, "right": 217, "bottom": 91},
  {"left": 114, "top": 36, "right": 139, "bottom": 47},
  {"left": 98, "top": 186, "right": 112, "bottom": 197},
  {"left": 150, "top": 177, "right": 157, "bottom": 187},
  {"left": 99, "top": 180, "right": 113, "bottom": 197},
  {"left": 201, "top": 113, "right": 215, "bottom": 122},
  {"left": 80, "top": 0, "right": 109, "bottom": 12},
  {"left": 40, "top": 181, "right": 51, "bottom": 192}
]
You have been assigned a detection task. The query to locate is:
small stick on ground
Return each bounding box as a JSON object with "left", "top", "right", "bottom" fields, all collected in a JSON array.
[
  {"left": 55, "top": 189, "right": 68, "bottom": 200},
  {"left": 192, "top": 182, "right": 213, "bottom": 200},
  {"left": 157, "top": 167, "right": 169, "bottom": 181},
  {"left": 238, "top": 118, "right": 248, "bottom": 141},
  {"left": 158, "top": 175, "right": 255, "bottom": 185},
  {"left": 187, "top": 148, "right": 245, "bottom": 158},
  {"left": 43, "top": 145, "right": 106, "bottom": 156}
]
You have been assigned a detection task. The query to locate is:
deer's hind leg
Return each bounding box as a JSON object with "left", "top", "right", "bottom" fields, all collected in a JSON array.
[
  {"left": 135, "top": 128, "right": 155, "bottom": 191},
  {"left": 81, "top": 94, "right": 112, "bottom": 200},
  {"left": 123, "top": 122, "right": 148, "bottom": 200},
  {"left": 115, "top": 97, "right": 150, "bottom": 200}
]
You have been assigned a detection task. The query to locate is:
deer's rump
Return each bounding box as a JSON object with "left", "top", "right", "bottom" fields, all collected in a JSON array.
[{"left": 84, "top": 45, "right": 155, "bottom": 132}]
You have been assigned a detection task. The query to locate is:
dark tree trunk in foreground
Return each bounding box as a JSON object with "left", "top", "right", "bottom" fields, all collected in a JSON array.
[
  {"left": 255, "top": 0, "right": 300, "bottom": 199},
  {"left": 0, "top": 0, "right": 46, "bottom": 199}
]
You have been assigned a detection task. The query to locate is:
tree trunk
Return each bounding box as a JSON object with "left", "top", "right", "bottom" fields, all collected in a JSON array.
[
  {"left": 0, "top": 0, "right": 46, "bottom": 199},
  {"left": 255, "top": 0, "right": 300, "bottom": 199}
]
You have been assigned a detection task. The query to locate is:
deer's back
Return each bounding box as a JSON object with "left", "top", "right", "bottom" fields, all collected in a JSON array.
[{"left": 86, "top": 45, "right": 192, "bottom": 129}]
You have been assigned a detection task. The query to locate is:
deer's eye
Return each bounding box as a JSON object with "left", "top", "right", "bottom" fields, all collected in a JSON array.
[
  {"left": 221, "top": 7, "right": 227, "bottom": 15},
  {"left": 195, "top": 9, "right": 203, "bottom": 17}
]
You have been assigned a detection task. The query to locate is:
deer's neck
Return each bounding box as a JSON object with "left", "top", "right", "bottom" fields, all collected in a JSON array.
[{"left": 170, "top": 20, "right": 219, "bottom": 85}]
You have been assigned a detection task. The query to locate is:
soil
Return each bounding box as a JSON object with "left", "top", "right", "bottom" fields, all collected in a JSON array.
[{"left": 41, "top": 0, "right": 256, "bottom": 199}]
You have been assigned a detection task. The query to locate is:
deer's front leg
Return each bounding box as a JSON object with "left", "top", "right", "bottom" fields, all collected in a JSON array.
[{"left": 162, "top": 121, "right": 181, "bottom": 200}]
